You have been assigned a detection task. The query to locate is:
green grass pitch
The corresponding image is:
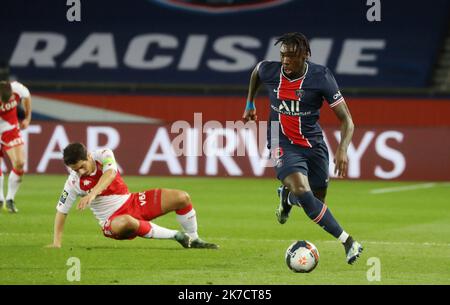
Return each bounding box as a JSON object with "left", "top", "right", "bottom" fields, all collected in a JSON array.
[{"left": 0, "top": 175, "right": 449, "bottom": 285}]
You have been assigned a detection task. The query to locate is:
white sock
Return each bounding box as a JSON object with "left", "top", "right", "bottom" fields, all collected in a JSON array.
[
  {"left": 176, "top": 209, "right": 199, "bottom": 240},
  {"left": 6, "top": 170, "right": 22, "bottom": 201},
  {"left": 144, "top": 222, "right": 178, "bottom": 239},
  {"left": 0, "top": 174, "right": 4, "bottom": 202},
  {"left": 338, "top": 231, "right": 350, "bottom": 243}
]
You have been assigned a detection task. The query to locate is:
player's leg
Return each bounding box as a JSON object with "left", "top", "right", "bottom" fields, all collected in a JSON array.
[
  {"left": 4, "top": 142, "right": 25, "bottom": 213},
  {"left": 285, "top": 157, "right": 363, "bottom": 264},
  {"left": 160, "top": 189, "right": 218, "bottom": 249},
  {"left": 276, "top": 148, "right": 329, "bottom": 222},
  {"left": 308, "top": 142, "right": 363, "bottom": 263},
  {"left": 312, "top": 188, "right": 327, "bottom": 203},
  {"left": 274, "top": 147, "right": 307, "bottom": 224},
  {"left": 106, "top": 214, "right": 191, "bottom": 247},
  {"left": 283, "top": 172, "right": 354, "bottom": 251},
  {"left": 309, "top": 183, "right": 363, "bottom": 264}
]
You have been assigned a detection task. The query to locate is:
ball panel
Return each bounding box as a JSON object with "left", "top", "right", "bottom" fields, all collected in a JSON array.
[{"left": 285, "top": 240, "right": 319, "bottom": 273}]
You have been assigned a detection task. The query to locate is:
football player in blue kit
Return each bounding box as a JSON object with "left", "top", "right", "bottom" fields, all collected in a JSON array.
[{"left": 243, "top": 32, "right": 363, "bottom": 264}]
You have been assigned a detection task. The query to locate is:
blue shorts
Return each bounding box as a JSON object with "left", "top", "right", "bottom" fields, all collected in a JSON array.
[{"left": 272, "top": 142, "right": 330, "bottom": 190}]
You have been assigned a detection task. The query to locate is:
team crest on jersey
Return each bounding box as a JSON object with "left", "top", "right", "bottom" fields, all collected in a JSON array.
[
  {"left": 149, "top": 0, "right": 293, "bottom": 14},
  {"left": 295, "top": 89, "right": 305, "bottom": 99}
]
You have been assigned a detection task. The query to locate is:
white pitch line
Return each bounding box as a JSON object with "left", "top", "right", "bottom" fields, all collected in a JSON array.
[
  {"left": 369, "top": 183, "right": 438, "bottom": 194},
  {"left": 1, "top": 233, "right": 448, "bottom": 248},
  {"left": 211, "top": 237, "right": 450, "bottom": 248}
]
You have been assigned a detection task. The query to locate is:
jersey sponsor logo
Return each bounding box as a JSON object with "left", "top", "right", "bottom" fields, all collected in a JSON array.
[
  {"left": 138, "top": 192, "right": 146, "bottom": 206},
  {"left": 271, "top": 103, "right": 312, "bottom": 116},
  {"left": 83, "top": 180, "right": 91, "bottom": 186},
  {"left": 0, "top": 99, "right": 18, "bottom": 112},
  {"left": 333, "top": 91, "right": 342, "bottom": 100},
  {"left": 279, "top": 100, "right": 300, "bottom": 114},
  {"left": 5, "top": 137, "right": 24, "bottom": 147},
  {"left": 149, "top": 0, "right": 293, "bottom": 14},
  {"left": 59, "top": 190, "right": 69, "bottom": 204}
]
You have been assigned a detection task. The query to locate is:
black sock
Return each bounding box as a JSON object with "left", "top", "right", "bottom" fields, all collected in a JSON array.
[{"left": 294, "top": 191, "right": 344, "bottom": 239}]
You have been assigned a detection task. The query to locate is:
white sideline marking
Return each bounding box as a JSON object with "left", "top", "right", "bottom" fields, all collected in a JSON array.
[
  {"left": 210, "top": 237, "right": 450, "bottom": 248},
  {"left": 324, "top": 240, "right": 450, "bottom": 248},
  {"left": 369, "top": 183, "right": 437, "bottom": 194},
  {"left": 1, "top": 233, "right": 448, "bottom": 248}
]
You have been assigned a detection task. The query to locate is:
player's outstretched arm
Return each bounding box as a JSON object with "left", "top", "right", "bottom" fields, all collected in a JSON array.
[
  {"left": 45, "top": 211, "right": 67, "bottom": 248},
  {"left": 242, "top": 64, "right": 261, "bottom": 122},
  {"left": 77, "top": 168, "right": 117, "bottom": 210},
  {"left": 332, "top": 101, "right": 354, "bottom": 178}
]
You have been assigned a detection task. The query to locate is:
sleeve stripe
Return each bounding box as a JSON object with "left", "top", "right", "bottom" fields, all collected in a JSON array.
[{"left": 330, "top": 97, "right": 345, "bottom": 108}]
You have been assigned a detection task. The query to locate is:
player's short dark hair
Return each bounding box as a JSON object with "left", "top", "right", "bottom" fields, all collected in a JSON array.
[
  {"left": 275, "top": 32, "right": 311, "bottom": 57},
  {"left": 63, "top": 142, "right": 88, "bottom": 166},
  {"left": 0, "top": 81, "right": 12, "bottom": 102}
]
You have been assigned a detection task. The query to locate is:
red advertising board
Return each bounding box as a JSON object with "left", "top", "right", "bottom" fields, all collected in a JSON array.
[{"left": 12, "top": 122, "right": 450, "bottom": 181}]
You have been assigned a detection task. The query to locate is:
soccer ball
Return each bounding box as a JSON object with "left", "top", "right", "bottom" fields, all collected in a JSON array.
[{"left": 285, "top": 240, "right": 320, "bottom": 273}]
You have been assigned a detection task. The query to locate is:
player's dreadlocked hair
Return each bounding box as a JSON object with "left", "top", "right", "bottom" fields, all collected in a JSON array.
[
  {"left": 63, "top": 142, "right": 88, "bottom": 165},
  {"left": 274, "top": 32, "right": 311, "bottom": 57}
]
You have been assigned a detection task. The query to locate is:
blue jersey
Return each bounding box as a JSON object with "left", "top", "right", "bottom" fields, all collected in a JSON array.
[{"left": 258, "top": 60, "right": 344, "bottom": 149}]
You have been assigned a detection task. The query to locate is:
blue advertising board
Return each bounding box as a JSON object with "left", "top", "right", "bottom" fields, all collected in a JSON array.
[{"left": 0, "top": 0, "right": 449, "bottom": 88}]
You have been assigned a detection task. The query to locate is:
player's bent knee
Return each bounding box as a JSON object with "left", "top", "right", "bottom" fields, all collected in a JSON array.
[
  {"left": 180, "top": 191, "right": 191, "bottom": 207},
  {"left": 289, "top": 185, "right": 309, "bottom": 197},
  {"left": 13, "top": 161, "right": 25, "bottom": 171},
  {"left": 174, "top": 191, "right": 191, "bottom": 209},
  {"left": 110, "top": 215, "right": 139, "bottom": 239}
]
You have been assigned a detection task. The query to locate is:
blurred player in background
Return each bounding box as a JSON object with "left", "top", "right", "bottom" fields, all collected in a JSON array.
[
  {"left": 47, "top": 142, "right": 219, "bottom": 249},
  {"left": 242, "top": 32, "right": 363, "bottom": 264},
  {"left": 0, "top": 61, "right": 32, "bottom": 213}
]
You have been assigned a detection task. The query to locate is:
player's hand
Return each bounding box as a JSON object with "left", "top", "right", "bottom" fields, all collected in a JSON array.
[
  {"left": 333, "top": 148, "right": 348, "bottom": 178},
  {"left": 77, "top": 193, "right": 96, "bottom": 210},
  {"left": 242, "top": 109, "right": 257, "bottom": 122},
  {"left": 19, "top": 118, "right": 30, "bottom": 130}
]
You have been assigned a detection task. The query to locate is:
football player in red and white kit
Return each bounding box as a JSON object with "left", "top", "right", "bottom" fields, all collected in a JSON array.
[
  {"left": 47, "top": 142, "right": 218, "bottom": 249},
  {"left": 0, "top": 80, "right": 32, "bottom": 213}
]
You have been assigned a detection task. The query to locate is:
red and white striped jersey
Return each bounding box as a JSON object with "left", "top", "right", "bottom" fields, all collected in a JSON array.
[
  {"left": 56, "top": 149, "right": 130, "bottom": 226},
  {"left": 0, "top": 81, "right": 30, "bottom": 133}
]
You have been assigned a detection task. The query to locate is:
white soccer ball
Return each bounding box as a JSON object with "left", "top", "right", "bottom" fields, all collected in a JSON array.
[{"left": 285, "top": 240, "right": 320, "bottom": 273}]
